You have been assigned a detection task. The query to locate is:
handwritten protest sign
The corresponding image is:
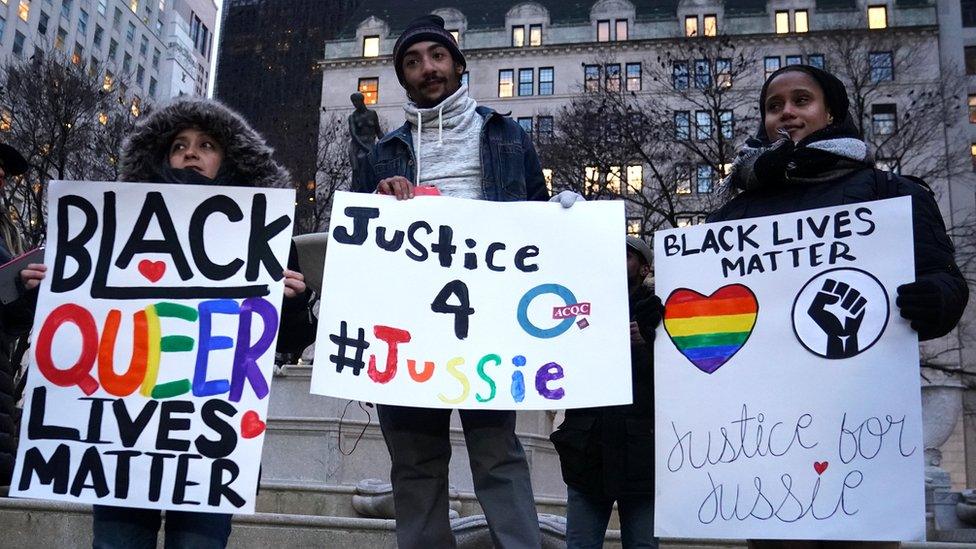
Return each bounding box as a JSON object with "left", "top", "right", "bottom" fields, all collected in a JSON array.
[
  {"left": 310, "top": 191, "right": 630, "bottom": 410},
  {"left": 654, "top": 197, "right": 924, "bottom": 541},
  {"left": 11, "top": 181, "right": 295, "bottom": 514}
]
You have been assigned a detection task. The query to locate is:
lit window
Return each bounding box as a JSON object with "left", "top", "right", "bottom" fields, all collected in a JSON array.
[
  {"left": 676, "top": 164, "right": 691, "bottom": 194},
  {"left": 703, "top": 14, "right": 717, "bottom": 36},
  {"left": 868, "top": 5, "right": 887, "bottom": 29},
  {"left": 626, "top": 63, "right": 641, "bottom": 91},
  {"left": 969, "top": 95, "right": 976, "bottom": 123},
  {"left": 775, "top": 11, "right": 790, "bottom": 33},
  {"left": 449, "top": 29, "right": 459, "bottom": 42},
  {"left": 605, "top": 64, "right": 621, "bottom": 92},
  {"left": 518, "top": 68, "right": 533, "bottom": 96},
  {"left": 129, "top": 0, "right": 137, "bottom": 11},
  {"left": 871, "top": 103, "right": 897, "bottom": 135},
  {"left": 0, "top": 111, "right": 11, "bottom": 132},
  {"left": 363, "top": 36, "right": 379, "bottom": 57},
  {"left": 358, "top": 77, "right": 378, "bottom": 105},
  {"left": 615, "top": 19, "right": 628, "bottom": 40},
  {"left": 627, "top": 218, "right": 642, "bottom": 236},
  {"left": 98, "top": 112, "right": 108, "bottom": 125},
  {"left": 103, "top": 70, "right": 114, "bottom": 91},
  {"left": 498, "top": 69, "right": 514, "bottom": 97},
  {"left": 676, "top": 216, "right": 693, "bottom": 227},
  {"left": 597, "top": 20, "right": 610, "bottom": 42},
  {"left": 71, "top": 42, "right": 83, "bottom": 64},
  {"left": 607, "top": 166, "right": 622, "bottom": 194},
  {"left": 795, "top": 10, "right": 809, "bottom": 32},
  {"left": 542, "top": 168, "right": 553, "bottom": 193},
  {"left": 55, "top": 27, "right": 66, "bottom": 50},
  {"left": 685, "top": 15, "right": 698, "bottom": 37},
  {"left": 529, "top": 24, "right": 542, "bottom": 46},
  {"left": 626, "top": 165, "right": 643, "bottom": 194},
  {"left": 18, "top": 0, "right": 28, "bottom": 22},
  {"left": 130, "top": 97, "right": 141, "bottom": 117},
  {"left": 512, "top": 25, "right": 524, "bottom": 47},
  {"left": 971, "top": 144, "right": 976, "bottom": 171},
  {"left": 584, "top": 166, "right": 600, "bottom": 191},
  {"left": 584, "top": 64, "right": 600, "bottom": 92},
  {"left": 539, "top": 67, "right": 554, "bottom": 95}
]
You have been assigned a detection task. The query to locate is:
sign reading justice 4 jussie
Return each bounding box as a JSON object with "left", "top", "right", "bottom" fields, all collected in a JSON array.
[
  {"left": 311, "top": 192, "right": 631, "bottom": 410},
  {"left": 11, "top": 181, "right": 295, "bottom": 514},
  {"left": 653, "top": 197, "right": 924, "bottom": 541}
]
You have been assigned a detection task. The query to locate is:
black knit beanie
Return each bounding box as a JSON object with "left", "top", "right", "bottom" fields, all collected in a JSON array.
[
  {"left": 393, "top": 15, "right": 466, "bottom": 86},
  {"left": 756, "top": 64, "right": 857, "bottom": 142}
]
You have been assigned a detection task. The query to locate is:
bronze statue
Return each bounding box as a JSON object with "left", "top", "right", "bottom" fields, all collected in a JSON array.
[{"left": 348, "top": 92, "right": 383, "bottom": 186}]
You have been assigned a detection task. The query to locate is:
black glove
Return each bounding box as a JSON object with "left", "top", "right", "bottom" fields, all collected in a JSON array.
[
  {"left": 752, "top": 138, "right": 795, "bottom": 185},
  {"left": 633, "top": 295, "right": 664, "bottom": 344},
  {"left": 896, "top": 279, "right": 947, "bottom": 340}
]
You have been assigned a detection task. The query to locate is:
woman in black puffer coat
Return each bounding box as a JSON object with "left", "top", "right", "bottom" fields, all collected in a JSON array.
[{"left": 711, "top": 65, "right": 968, "bottom": 549}]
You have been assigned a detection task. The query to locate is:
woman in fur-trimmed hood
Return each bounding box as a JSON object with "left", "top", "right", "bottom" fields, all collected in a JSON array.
[
  {"left": 710, "top": 64, "right": 967, "bottom": 549},
  {"left": 119, "top": 97, "right": 291, "bottom": 188}
]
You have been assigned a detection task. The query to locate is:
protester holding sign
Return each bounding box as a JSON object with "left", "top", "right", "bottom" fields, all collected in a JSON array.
[
  {"left": 550, "top": 235, "right": 662, "bottom": 549},
  {"left": 709, "top": 64, "right": 967, "bottom": 548},
  {"left": 352, "top": 14, "right": 559, "bottom": 549},
  {"left": 69, "top": 98, "right": 316, "bottom": 548}
]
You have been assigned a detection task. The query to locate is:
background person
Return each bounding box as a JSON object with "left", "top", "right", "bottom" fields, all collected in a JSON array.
[{"left": 550, "top": 235, "right": 662, "bottom": 549}]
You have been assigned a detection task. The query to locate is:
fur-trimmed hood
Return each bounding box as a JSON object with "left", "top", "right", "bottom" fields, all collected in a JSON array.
[{"left": 118, "top": 98, "right": 291, "bottom": 188}]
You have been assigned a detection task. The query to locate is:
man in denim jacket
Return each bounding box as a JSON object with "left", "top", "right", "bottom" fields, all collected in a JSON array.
[{"left": 352, "top": 14, "right": 583, "bottom": 549}]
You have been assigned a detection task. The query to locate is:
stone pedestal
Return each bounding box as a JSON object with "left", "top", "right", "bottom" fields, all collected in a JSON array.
[{"left": 922, "top": 379, "right": 965, "bottom": 536}]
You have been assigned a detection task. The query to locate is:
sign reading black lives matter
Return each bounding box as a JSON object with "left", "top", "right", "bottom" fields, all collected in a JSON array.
[
  {"left": 10, "top": 181, "right": 295, "bottom": 513},
  {"left": 653, "top": 197, "right": 924, "bottom": 541}
]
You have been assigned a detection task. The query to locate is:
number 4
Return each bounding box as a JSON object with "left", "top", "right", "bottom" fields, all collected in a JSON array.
[{"left": 430, "top": 280, "right": 475, "bottom": 340}]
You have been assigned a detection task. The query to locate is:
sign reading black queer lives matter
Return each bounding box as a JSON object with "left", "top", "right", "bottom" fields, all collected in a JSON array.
[
  {"left": 653, "top": 197, "right": 924, "bottom": 540},
  {"left": 11, "top": 181, "right": 295, "bottom": 513},
  {"left": 311, "top": 191, "right": 631, "bottom": 410}
]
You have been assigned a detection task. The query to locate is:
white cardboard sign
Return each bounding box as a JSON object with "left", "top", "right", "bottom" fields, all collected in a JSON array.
[
  {"left": 311, "top": 191, "right": 631, "bottom": 410},
  {"left": 653, "top": 197, "right": 924, "bottom": 541},
  {"left": 11, "top": 181, "right": 295, "bottom": 514}
]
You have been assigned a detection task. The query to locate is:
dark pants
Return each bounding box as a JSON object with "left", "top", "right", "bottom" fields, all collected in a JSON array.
[
  {"left": 565, "top": 486, "right": 657, "bottom": 549},
  {"left": 92, "top": 505, "right": 232, "bottom": 549},
  {"left": 377, "top": 405, "right": 541, "bottom": 549}
]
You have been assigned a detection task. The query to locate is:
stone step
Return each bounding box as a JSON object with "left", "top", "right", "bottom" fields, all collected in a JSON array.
[{"left": 0, "top": 497, "right": 972, "bottom": 549}]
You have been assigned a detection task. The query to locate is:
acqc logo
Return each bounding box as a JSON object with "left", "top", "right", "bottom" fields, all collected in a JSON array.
[{"left": 552, "top": 302, "right": 591, "bottom": 319}]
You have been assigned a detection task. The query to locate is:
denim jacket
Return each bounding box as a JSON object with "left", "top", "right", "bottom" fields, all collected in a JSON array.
[{"left": 354, "top": 105, "right": 549, "bottom": 202}]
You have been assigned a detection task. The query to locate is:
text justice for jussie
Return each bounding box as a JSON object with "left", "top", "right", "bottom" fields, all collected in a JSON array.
[{"left": 328, "top": 206, "right": 573, "bottom": 404}]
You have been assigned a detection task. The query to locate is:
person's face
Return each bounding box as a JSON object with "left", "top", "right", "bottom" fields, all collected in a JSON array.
[
  {"left": 763, "top": 71, "right": 832, "bottom": 143},
  {"left": 169, "top": 128, "right": 224, "bottom": 179},
  {"left": 401, "top": 41, "right": 463, "bottom": 108},
  {"left": 627, "top": 249, "right": 649, "bottom": 284}
]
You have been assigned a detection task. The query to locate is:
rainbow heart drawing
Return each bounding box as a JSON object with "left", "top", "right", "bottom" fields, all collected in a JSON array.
[{"left": 663, "top": 284, "right": 759, "bottom": 374}]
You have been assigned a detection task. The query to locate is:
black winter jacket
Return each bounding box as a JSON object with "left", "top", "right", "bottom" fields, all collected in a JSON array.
[
  {"left": 549, "top": 285, "right": 655, "bottom": 498},
  {"left": 708, "top": 168, "right": 968, "bottom": 340}
]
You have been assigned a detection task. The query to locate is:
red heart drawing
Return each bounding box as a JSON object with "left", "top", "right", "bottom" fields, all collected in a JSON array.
[
  {"left": 241, "top": 410, "right": 266, "bottom": 439},
  {"left": 137, "top": 260, "right": 166, "bottom": 283},
  {"left": 814, "top": 461, "right": 829, "bottom": 475}
]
